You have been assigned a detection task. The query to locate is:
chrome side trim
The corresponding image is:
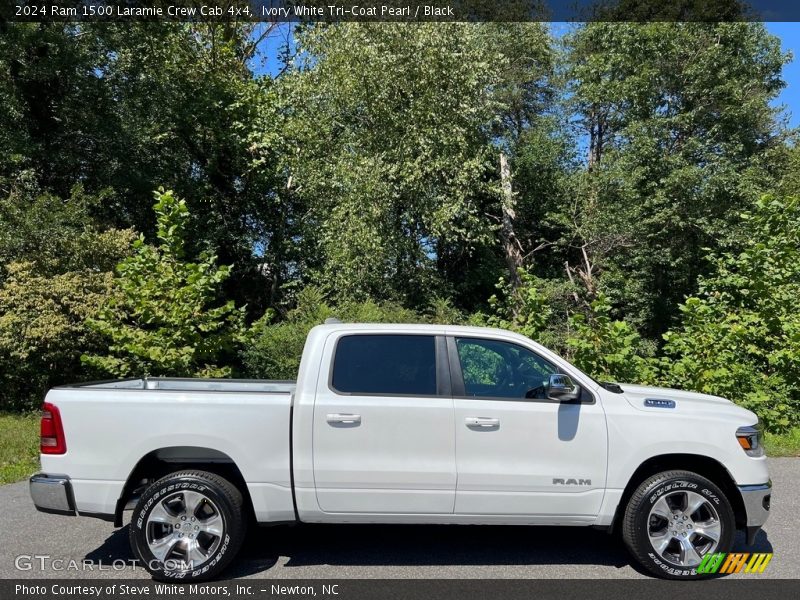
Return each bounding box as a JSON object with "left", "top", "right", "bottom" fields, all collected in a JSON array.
[{"left": 29, "top": 473, "right": 75, "bottom": 515}]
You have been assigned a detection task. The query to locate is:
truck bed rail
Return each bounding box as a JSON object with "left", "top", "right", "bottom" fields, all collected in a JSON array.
[{"left": 56, "top": 377, "right": 297, "bottom": 394}]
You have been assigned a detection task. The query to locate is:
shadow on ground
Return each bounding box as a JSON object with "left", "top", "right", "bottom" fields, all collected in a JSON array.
[
  {"left": 84, "top": 522, "right": 773, "bottom": 580},
  {"left": 228, "top": 523, "right": 634, "bottom": 578}
]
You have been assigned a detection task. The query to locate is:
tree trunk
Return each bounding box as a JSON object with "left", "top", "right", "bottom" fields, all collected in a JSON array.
[
  {"left": 588, "top": 109, "right": 604, "bottom": 170},
  {"left": 499, "top": 152, "right": 524, "bottom": 288}
]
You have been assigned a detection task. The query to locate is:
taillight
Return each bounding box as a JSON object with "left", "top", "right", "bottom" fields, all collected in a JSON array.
[{"left": 40, "top": 402, "right": 66, "bottom": 454}]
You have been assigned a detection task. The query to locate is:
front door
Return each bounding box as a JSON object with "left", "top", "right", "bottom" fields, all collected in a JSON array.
[
  {"left": 313, "top": 332, "right": 456, "bottom": 514},
  {"left": 450, "top": 336, "right": 607, "bottom": 522}
]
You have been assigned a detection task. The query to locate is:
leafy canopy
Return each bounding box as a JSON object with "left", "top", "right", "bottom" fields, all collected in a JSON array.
[{"left": 563, "top": 22, "right": 788, "bottom": 335}]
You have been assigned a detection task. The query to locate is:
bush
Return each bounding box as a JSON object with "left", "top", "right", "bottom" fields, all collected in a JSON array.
[
  {"left": 242, "top": 286, "right": 433, "bottom": 379},
  {"left": 0, "top": 182, "right": 126, "bottom": 277},
  {"left": 661, "top": 195, "right": 800, "bottom": 432},
  {"left": 484, "top": 269, "right": 553, "bottom": 341},
  {"left": 241, "top": 287, "right": 333, "bottom": 380},
  {"left": 0, "top": 263, "right": 123, "bottom": 410},
  {"left": 478, "top": 268, "right": 577, "bottom": 353},
  {"left": 0, "top": 185, "right": 135, "bottom": 410},
  {"left": 480, "top": 269, "right": 654, "bottom": 383},
  {"left": 567, "top": 293, "right": 656, "bottom": 384},
  {"left": 82, "top": 190, "right": 244, "bottom": 378}
]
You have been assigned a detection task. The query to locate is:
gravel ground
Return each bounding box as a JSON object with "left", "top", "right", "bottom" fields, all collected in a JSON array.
[{"left": 0, "top": 458, "right": 795, "bottom": 580}]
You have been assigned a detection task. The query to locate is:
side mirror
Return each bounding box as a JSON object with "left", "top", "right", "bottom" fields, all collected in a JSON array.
[{"left": 547, "top": 373, "right": 581, "bottom": 402}]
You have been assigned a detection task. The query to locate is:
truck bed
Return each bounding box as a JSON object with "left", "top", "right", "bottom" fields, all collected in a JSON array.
[{"left": 42, "top": 377, "right": 297, "bottom": 523}]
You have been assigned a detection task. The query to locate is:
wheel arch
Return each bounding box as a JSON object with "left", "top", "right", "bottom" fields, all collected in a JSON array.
[
  {"left": 611, "top": 453, "right": 746, "bottom": 533},
  {"left": 114, "top": 446, "right": 255, "bottom": 527}
]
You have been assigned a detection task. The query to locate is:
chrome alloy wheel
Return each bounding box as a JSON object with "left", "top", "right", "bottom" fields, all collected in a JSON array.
[
  {"left": 647, "top": 489, "right": 722, "bottom": 567},
  {"left": 145, "top": 490, "right": 225, "bottom": 567}
]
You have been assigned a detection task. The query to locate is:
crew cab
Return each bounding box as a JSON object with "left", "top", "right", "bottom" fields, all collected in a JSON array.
[{"left": 30, "top": 323, "right": 771, "bottom": 579}]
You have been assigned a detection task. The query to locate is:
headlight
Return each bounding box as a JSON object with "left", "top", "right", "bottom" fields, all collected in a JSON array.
[{"left": 736, "top": 423, "right": 764, "bottom": 457}]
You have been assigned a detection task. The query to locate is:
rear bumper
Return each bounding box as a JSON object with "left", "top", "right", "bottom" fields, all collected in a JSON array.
[
  {"left": 739, "top": 480, "right": 771, "bottom": 545},
  {"left": 30, "top": 473, "right": 76, "bottom": 516}
]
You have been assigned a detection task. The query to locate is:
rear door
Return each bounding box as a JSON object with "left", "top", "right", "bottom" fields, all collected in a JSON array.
[
  {"left": 450, "top": 335, "right": 607, "bottom": 522},
  {"left": 312, "top": 332, "right": 456, "bottom": 514}
]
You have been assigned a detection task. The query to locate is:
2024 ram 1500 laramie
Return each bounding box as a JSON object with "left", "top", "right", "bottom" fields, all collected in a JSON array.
[{"left": 30, "top": 323, "right": 771, "bottom": 580}]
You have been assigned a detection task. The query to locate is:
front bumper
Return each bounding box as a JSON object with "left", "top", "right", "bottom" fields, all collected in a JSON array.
[
  {"left": 739, "top": 480, "right": 771, "bottom": 545},
  {"left": 30, "top": 473, "right": 76, "bottom": 516}
]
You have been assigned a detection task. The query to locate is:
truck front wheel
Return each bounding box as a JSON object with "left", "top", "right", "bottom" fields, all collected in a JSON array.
[
  {"left": 621, "top": 470, "right": 735, "bottom": 579},
  {"left": 129, "top": 470, "right": 245, "bottom": 581}
]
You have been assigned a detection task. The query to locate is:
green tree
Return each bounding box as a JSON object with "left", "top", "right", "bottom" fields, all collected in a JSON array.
[
  {"left": 480, "top": 24, "right": 571, "bottom": 290},
  {"left": 272, "top": 23, "right": 502, "bottom": 306},
  {"left": 82, "top": 190, "right": 244, "bottom": 378},
  {"left": 662, "top": 195, "right": 800, "bottom": 431},
  {"left": 0, "top": 22, "right": 278, "bottom": 315},
  {"left": 264, "top": 23, "right": 560, "bottom": 310},
  {"left": 0, "top": 23, "right": 117, "bottom": 198},
  {"left": 0, "top": 181, "right": 128, "bottom": 277},
  {"left": 563, "top": 22, "right": 789, "bottom": 336}
]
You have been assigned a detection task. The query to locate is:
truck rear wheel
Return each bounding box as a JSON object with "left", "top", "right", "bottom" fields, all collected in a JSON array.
[
  {"left": 129, "top": 470, "right": 245, "bottom": 581},
  {"left": 622, "top": 470, "right": 735, "bottom": 579}
]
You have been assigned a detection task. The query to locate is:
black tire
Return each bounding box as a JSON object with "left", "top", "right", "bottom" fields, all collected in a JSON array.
[
  {"left": 622, "top": 470, "right": 735, "bottom": 579},
  {"left": 129, "top": 470, "right": 245, "bottom": 581}
]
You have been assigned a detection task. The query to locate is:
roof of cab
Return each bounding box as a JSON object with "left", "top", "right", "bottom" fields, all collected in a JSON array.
[{"left": 310, "top": 321, "right": 532, "bottom": 341}]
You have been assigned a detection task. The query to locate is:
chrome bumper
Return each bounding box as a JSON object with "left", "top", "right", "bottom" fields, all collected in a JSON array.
[
  {"left": 30, "top": 473, "right": 76, "bottom": 516},
  {"left": 739, "top": 480, "right": 771, "bottom": 545}
]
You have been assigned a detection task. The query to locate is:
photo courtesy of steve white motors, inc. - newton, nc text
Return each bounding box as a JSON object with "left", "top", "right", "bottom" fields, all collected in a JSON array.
[{"left": 2, "top": 0, "right": 800, "bottom": 599}]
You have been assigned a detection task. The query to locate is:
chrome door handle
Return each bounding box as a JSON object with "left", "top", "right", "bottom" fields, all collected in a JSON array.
[
  {"left": 327, "top": 413, "right": 361, "bottom": 425},
  {"left": 465, "top": 417, "right": 499, "bottom": 428}
]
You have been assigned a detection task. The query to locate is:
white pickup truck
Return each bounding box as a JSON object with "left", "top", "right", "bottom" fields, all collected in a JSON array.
[{"left": 30, "top": 323, "right": 770, "bottom": 580}]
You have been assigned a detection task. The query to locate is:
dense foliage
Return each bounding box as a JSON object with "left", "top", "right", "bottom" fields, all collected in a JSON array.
[
  {"left": 661, "top": 196, "right": 800, "bottom": 431},
  {"left": 243, "top": 287, "right": 424, "bottom": 380},
  {"left": 563, "top": 23, "right": 788, "bottom": 337},
  {"left": 1, "top": 20, "right": 798, "bottom": 431},
  {"left": 82, "top": 190, "right": 244, "bottom": 378},
  {"left": 0, "top": 187, "right": 134, "bottom": 410}
]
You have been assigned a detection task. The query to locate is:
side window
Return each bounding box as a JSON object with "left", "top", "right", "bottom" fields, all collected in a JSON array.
[
  {"left": 455, "top": 337, "right": 559, "bottom": 399},
  {"left": 332, "top": 335, "right": 437, "bottom": 396}
]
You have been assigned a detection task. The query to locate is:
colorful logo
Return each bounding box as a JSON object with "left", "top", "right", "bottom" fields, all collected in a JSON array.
[{"left": 697, "top": 552, "right": 773, "bottom": 574}]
